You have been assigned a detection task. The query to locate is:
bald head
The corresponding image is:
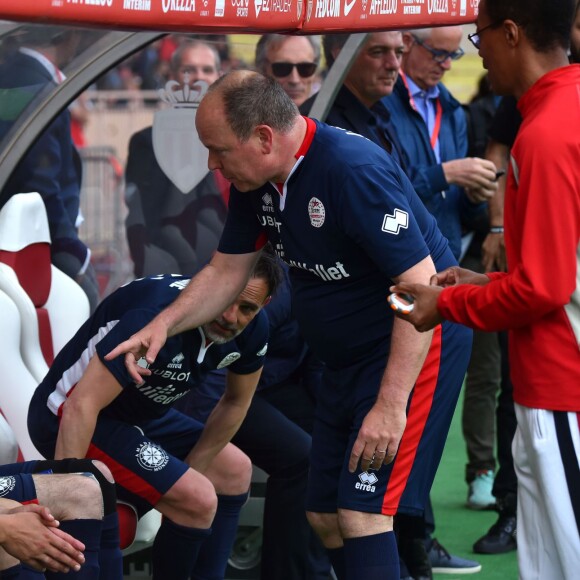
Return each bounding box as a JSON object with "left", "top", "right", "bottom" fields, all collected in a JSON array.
[
  {"left": 203, "top": 70, "right": 299, "bottom": 141},
  {"left": 196, "top": 71, "right": 305, "bottom": 192}
]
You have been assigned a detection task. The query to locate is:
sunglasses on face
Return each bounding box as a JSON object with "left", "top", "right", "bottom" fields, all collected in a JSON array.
[{"left": 270, "top": 61, "right": 317, "bottom": 78}]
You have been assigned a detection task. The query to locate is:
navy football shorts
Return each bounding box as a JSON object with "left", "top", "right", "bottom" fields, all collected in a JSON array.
[
  {"left": 84, "top": 409, "right": 205, "bottom": 517},
  {"left": 306, "top": 320, "right": 472, "bottom": 517},
  {"left": 0, "top": 460, "right": 40, "bottom": 503}
]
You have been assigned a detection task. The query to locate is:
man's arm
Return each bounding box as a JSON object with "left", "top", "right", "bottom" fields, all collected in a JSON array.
[
  {"left": 349, "top": 255, "right": 435, "bottom": 473},
  {"left": 0, "top": 500, "right": 85, "bottom": 573},
  {"left": 55, "top": 356, "right": 122, "bottom": 460},
  {"left": 185, "top": 368, "right": 262, "bottom": 473},
  {"left": 389, "top": 266, "right": 492, "bottom": 332},
  {"left": 481, "top": 139, "right": 509, "bottom": 272},
  {"left": 106, "top": 250, "right": 261, "bottom": 383}
]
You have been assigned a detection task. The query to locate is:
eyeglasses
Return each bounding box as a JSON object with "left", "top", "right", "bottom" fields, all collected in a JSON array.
[
  {"left": 468, "top": 20, "right": 503, "bottom": 49},
  {"left": 411, "top": 35, "right": 465, "bottom": 63},
  {"left": 270, "top": 61, "right": 317, "bottom": 78}
]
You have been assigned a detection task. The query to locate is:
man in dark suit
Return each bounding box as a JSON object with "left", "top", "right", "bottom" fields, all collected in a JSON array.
[
  {"left": 124, "top": 39, "right": 228, "bottom": 278},
  {"left": 300, "top": 32, "right": 407, "bottom": 170},
  {"left": 0, "top": 27, "right": 99, "bottom": 311}
]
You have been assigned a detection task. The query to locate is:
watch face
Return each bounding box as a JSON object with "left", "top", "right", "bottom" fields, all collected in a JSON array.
[{"left": 388, "top": 292, "right": 415, "bottom": 315}]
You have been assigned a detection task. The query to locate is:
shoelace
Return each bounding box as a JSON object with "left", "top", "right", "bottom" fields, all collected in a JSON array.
[
  {"left": 431, "top": 539, "right": 451, "bottom": 561},
  {"left": 489, "top": 516, "right": 516, "bottom": 537}
]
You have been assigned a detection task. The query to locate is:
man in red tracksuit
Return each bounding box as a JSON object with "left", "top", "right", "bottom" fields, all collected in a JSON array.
[{"left": 390, "top": 1, "right": 580, "bottom": 578}]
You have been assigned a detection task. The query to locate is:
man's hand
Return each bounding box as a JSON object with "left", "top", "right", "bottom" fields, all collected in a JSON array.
[
  {"left": 442, "top": 157, "right": 498, "bottom": 197},
  {"left": 388, "top": 282, "right": 444, "bottom": 332},
  {"left": 430, "top": 266, "right": 490, "bottom": 288},
  {"left": 0, "top": 506, "right": 85, "bottom": 573},
  {"left": 104, "top": 318, "right": 170, "bottom": 383},
  {"left": 481, "top": 232, "right": 507, "bottom": 273},
  {"left": 348, "top": 402, "right": 407, "bottom": 473}
]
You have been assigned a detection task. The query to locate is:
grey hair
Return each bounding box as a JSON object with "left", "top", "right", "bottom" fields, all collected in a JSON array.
[
  {"left": 254, "top": 34, "right": 321, "bottom": 73},
  {"left": 405, "top": 28, "right": 433, "bottom": 41},
  {"left": 207, "top": 72, "right": 298, "bottom": 141},
  {"left": 170, "top": 39, "right": 221, "bottom": 74}
]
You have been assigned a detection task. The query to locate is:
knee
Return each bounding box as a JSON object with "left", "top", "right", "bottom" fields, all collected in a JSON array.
[
  {"left": 163, "top": 472, "right": 218, "bottom": 528},
  {"left": 206, "top": 445, "right": 252, "bottom": 495},
  {"left": 307, "top": 511, "right": 342, "bottom": 548},
  {"left": 223, "top": 450, "right": 252, "bottom": 494},
  {"left": 91, "top": 460, "right": 114, "bottom": 483},
  {"left": 61, "top": 474, "right": 104, "bottom": 520}
]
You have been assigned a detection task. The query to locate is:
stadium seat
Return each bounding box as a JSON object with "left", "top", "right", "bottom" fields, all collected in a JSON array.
[
  {"left": 0, "top": 192, "right": 90, "bottom": 383},
  {"left": 0, "top": 288, "right": 43, "bottom": 460},
  {"left": 0, "top": 192, "right": 160, "bottom": 549}
]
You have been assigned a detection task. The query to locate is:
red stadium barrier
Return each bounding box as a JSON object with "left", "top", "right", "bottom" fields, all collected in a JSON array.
[{"left": 0, "top": 0, "right": 478, "bottom": 34}]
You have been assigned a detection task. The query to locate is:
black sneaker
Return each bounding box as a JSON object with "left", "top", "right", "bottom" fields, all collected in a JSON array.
[
  {"left": 473, "top": 513, "right": 517, "bottom": 554},
  {"left": 427, "top": 539, "right": 482, "bottom": 574}
]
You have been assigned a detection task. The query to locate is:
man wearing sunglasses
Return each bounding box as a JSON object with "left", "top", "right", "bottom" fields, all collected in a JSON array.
[
  {"left": 382, "top": 27, "right": 499, "bottom": 263},
  {"left": 255, "top": 34, "right": 320, "bottom": 107}
]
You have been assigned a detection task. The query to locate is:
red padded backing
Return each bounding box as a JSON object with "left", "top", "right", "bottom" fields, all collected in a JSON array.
[
  {"left": 36, "top": 307, "right": 55, "bottom": 366},
  {"left": 0, "top": 245, "right": 54, "bottom": 366},
  {"left": 117, "top": 502, "right": 138, "bottom": 550},
  {"left": 0, "top": 246, "right": 52, "bottom": 306}
]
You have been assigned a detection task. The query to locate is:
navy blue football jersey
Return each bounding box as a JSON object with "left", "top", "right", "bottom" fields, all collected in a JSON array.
[
  {"left": 34, "top": 275, "right": 268, "bottom": 424},
  {"left": 218, "top": 119, "right": 455, "bottom": 368}
]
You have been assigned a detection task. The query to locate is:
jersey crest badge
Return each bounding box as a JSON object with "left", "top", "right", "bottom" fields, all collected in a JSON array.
[
  {"left": 217, "top": 352, "right": 241, "bottom": 369},
  {"left": 308, "top": 197, "right": 325, "bottom": 228}
]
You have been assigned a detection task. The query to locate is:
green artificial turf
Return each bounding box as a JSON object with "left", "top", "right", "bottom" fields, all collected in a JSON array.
[{"left": 430, "top": 391, "right": 518, "bottom": 580}]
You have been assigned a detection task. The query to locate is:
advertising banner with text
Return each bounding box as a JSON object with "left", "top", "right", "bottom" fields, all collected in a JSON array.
[{"left": 0, "top": 0, "right": 478, "bottom": 34}]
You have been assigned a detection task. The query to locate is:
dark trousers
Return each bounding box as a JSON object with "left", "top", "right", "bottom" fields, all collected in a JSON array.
[
  {"left": 234, "top": 382, "right": 331, "bottom": 580},
  {"left": 493, "top": 332, "right": 518, "bottom": 512},
  {"left": 460, "top": 255, "right": 501, "bottom": 482},
  {"left": 178, "top": 379, "right": 331, "bottom": 579}
]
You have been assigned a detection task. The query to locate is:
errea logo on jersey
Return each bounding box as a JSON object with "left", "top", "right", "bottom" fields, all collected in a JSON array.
[
  {"left": 262, "top": 192, "right": 274, "bottom": 213},
  {"left": 168, "top": 353, "right": 184, "bottom": 369},
  {"left": 355, "top": 471, "right": 378, "bottom": 492},
  {"left": 382, "top": 209, "right": 409, "bottom": 235}
]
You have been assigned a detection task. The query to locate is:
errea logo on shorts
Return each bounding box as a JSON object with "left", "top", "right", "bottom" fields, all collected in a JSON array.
[
  {"left": 382, "top": 209, "right": 409, "bottom": 235},
  {"left": 355, "top": 471, "right": 378, "bottom": 493}
]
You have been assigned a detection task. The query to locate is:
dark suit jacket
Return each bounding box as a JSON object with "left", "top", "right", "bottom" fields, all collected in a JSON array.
[
  {"left": 299, "top": 85, "right": 408, "bottom": 172},
  {"left": 0, "top": 50, "right": 87, "bottom": 269},
  {"left": 124, "top": 126, "right": 228, "bottom": 277}
]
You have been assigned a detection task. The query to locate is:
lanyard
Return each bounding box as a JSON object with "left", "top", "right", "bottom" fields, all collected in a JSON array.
[{"left": 399, "top": 70, "right": 442, "bottom": 150}]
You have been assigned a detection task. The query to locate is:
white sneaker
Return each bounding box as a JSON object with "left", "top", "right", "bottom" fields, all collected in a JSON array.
[{"left": 467, "top": 470, "right": 496, "bottom": 510}]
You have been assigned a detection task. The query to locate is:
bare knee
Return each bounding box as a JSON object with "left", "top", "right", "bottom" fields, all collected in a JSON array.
[
  {"left": 307, "top": 511, "right": 343, "bottom": 549},
  {"left": 158, "top": 470, "right": 217, "bottom": 528},
  {"left": 33, "top": 473, "right": 103, "bottom": 521},
  {"left": 203, "top": 444, "right": 252, "bottom": 495},
  {"left": 91, "top": 459, "right": 114, "bottom": 484}
]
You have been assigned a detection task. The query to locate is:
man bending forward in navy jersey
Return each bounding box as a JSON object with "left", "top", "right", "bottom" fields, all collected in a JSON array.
[{"left": 105, "top": 71, "right": 472, "bottom": 580}]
